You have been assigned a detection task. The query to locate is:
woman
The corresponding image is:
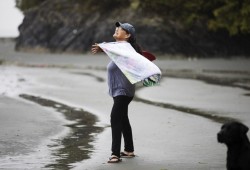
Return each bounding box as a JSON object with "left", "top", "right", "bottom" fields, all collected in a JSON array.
[{"left": 91, "top": 22, "right": 141, "bottom": 163}]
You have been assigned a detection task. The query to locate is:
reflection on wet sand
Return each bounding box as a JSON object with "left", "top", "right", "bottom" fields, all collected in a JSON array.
[
  {"left": 19, "top": 94, "right": 104, "bottom": 170},
  {"left": 134, "top": 96, "right": 237, "bottom": 124}
]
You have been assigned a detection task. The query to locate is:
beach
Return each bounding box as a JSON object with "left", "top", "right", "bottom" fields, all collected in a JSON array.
[{"left": 1, "top": 39, "right": 250, "bottom": 170}]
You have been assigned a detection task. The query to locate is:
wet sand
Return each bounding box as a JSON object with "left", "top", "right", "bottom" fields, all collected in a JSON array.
[
  {"left": 0, "top": 95, "right": 70, "bottom": 169},
  {"left": 1, "top": 39, "right": 250, "bottom": 169}
]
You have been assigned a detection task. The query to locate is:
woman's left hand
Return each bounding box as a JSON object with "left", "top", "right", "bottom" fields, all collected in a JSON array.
[{"left": 91, "top": 43, "right": 102, "bottom": 54}]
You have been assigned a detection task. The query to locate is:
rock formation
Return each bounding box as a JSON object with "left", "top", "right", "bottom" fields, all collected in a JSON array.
[{"left": 16, "top": 0, "right": 250, "bottom": 57}]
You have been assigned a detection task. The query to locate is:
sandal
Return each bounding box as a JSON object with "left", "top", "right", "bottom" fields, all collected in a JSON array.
[
  {"left": 107, "top": 155, "right": 122, "bottom": 163},
  {"left": 120, "top": 152, "right": 135, "bottom": 158}
]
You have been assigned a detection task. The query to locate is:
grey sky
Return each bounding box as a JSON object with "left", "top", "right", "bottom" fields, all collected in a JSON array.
[{"left": 0, "top": 0, "right": 24, "bottom": 37}]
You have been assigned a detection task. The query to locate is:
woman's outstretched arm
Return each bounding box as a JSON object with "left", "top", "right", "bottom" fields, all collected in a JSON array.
[{"left": 91, "top": 43, "right": 103, "bottom": 54}]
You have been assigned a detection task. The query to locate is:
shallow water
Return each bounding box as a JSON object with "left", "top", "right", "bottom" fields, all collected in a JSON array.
[{"left": 19, "top": 94, "right": 104, "bottom": 170}]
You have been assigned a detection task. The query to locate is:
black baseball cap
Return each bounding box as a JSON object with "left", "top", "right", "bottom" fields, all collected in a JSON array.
[{"left": 115, "top": 22, "right": 135, "bottom": 38}]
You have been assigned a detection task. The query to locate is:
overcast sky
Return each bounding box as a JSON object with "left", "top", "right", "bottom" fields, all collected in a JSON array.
[{"left": 0, "top": 0, "right": 24, "bottom": 37}]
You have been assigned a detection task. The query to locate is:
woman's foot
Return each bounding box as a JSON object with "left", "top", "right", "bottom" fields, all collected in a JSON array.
[
  {"left": 120, "top": 151, "right": 135, "bottom": 158},
  {"left": 107, "top": 155, "right": 122, "bottom": 163}
]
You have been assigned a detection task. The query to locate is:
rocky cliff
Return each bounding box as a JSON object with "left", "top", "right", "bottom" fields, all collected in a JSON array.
[{"left": 16, "top": 0, "right": 250, "bottom": 57}]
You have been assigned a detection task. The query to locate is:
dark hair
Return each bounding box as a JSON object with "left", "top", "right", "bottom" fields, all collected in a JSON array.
[
  {"left": 128, "top": 36, "right": 142, "bottom": 54},
  {"left": 123, "top": 28, "right": 142, "bottom": 54}
]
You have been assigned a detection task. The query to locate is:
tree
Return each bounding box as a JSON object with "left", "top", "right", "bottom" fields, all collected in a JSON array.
[
  {"left": 208, "top": 0, "right": 250, "bottom": 35},
  {"left": 138, "top": 0, "right": 250, "bottom": 35},
  {"left": 16, "top": 0, "right": 46, "bottom": 11}
]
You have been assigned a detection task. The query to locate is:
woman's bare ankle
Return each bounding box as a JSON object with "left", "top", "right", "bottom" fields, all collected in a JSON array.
[{"left": 124, "top": 151, "right": 134, "bottom": 155}]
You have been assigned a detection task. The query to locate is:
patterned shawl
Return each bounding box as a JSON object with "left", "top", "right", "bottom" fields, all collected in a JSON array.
[{"left": 98, "top": 41, "right": 161, "bottom": 86}]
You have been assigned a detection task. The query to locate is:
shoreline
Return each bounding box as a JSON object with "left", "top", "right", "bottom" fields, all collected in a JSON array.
[
  {"left": 0, "top": 95, "right": 71, "bottom": 169},
  {"left": 19, "top": 94, "right": 104, "bottom": 169},
  {"left": 0, "top": 91, "right": 106, "bottom": 169},
  {"left": 1, "top": 43, "right": 250, "bottom": 169}
]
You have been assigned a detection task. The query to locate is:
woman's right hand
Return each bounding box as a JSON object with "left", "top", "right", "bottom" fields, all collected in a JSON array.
[{"left": 91, "top": 43, "right": 102, "bottom": 54}]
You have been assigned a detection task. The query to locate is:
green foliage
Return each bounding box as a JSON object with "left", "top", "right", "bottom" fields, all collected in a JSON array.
[
  {"left": 74, "top": 0, "right": 130, "bottom": 12},
  {"left": 139, "top": 0, "right": 250, "bottom": 35},
  {"left": 16, "top": 0, "right": 129, "bottom": 11},
  {"left": 139, "top": 0, "right": 214, "bottom": 26},
  {"left": 208, "top": 0, "right": 250, "bottom": 35},
  {"left": 16, "top": 0, "right": 46, "bottom": 11}
]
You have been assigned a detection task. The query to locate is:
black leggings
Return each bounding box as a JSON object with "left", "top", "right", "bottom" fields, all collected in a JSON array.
[{"left": 111, "top": 95, "right": 134, "bottom": 157}]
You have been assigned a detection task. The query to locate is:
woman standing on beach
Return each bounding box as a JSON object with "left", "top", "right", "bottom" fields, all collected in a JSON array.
[{"left": 91, "top": 22, "right": 140, "bottom": 163}]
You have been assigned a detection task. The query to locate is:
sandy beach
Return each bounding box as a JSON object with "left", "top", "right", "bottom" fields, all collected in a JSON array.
[{"left": 1, "top": 39, "right": 250, "bottom": 170}]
